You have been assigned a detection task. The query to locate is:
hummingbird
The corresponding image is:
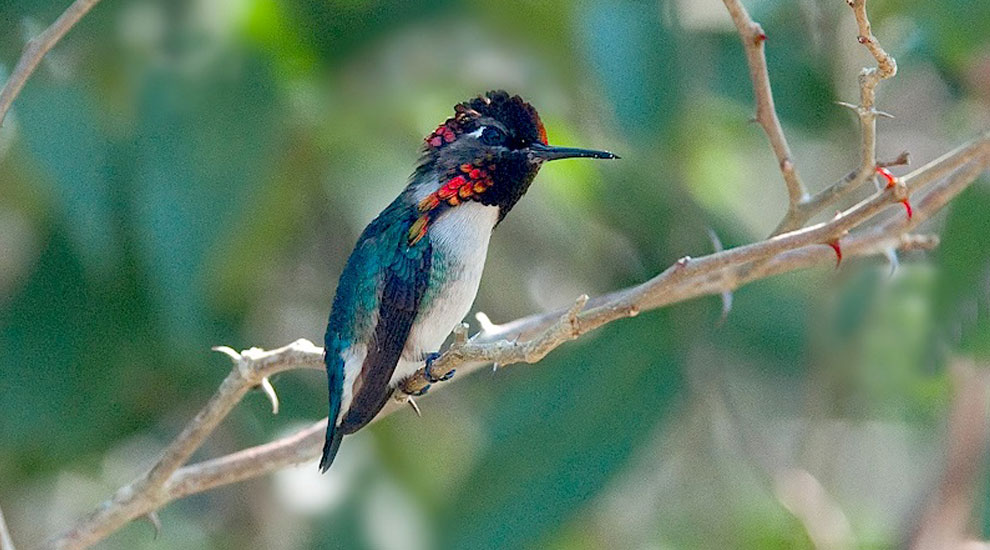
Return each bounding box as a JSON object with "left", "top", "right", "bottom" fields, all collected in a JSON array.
[{"left": 320, "top": 90, "right": 618, "bottom": 472}]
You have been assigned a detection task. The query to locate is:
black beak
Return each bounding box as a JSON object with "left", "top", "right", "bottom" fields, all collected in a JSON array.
[{"left": 529, "top": 141, "right": 620, "bottom": 161}]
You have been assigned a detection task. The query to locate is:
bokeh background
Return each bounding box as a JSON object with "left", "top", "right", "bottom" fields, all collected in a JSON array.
[{"left": 2, "top": 0, "right": 990, "bottom": 548}]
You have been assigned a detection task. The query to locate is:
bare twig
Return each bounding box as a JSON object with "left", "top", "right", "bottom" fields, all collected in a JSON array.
[
  {"left": 774, "top": 0, "right": 898, "bottom": 234},
  {"left": 722, "top": 0, "right": 809, "bottom": 208},
  {"left": 878, "top": 150, "right": 911, "bottom": 168},
  {"left": 0, "top": 0, "right": 103, "bottom": 128},
  {"left": 0, "top": 503, "right": 16, "bottom": 550}
]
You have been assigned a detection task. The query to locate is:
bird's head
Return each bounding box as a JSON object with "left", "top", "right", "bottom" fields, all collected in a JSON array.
[{"left": 415, "top": 90, "right": 618, "bottom": 221}]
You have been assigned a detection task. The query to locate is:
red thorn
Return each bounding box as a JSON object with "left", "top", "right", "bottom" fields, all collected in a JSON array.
[
  {"left": 901, "top": 198, "right": 913, "bottom": 219},
  {"left": 876, "top": 166, "right": 897, "bottom": 188},
  {"left": 827, "top": 239, "right": 843, "bottom": 268},
  {"left": 857, "top": 35, "right": 869, "bottom": 44}
]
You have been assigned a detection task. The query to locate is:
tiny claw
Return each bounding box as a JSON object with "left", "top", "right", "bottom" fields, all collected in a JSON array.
[
  {"left": 423, "top": 352, "right": 454, "bottom": 383},
  {"left": 406, "top": 396, "right": 422, "bottom": 417},
  {"left": 827, "top": 239, "right": 843, "bottom": 268},
  {"left": 409, "top": 384, "right": 431, "bottom": 397},
  {"left": 901, "top": 198, "right": 913, "bottom": 219},
  {"left": 876, "top": 166, "right": 897, "bottom": 188}
]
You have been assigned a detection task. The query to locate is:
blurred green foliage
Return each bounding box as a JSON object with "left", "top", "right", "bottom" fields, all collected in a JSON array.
[{"left": 1, "top": 0, "right": 989, "bottom": 548}]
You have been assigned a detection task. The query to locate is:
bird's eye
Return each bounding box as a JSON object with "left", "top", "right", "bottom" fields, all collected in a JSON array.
[{"left": 480, "top": 126, "right": 507, "bottom": 146}]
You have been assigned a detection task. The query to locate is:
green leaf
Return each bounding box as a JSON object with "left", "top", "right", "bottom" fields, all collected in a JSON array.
[{"left": 933, "top": 181, "right": 990, "bottom": 360}]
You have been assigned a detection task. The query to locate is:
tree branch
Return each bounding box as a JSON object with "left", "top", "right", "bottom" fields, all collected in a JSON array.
[
  {"left": 42, "top": 129, "right": 990, "bottom": 550},
  {"left": 722, "top": 0, "right": 809, "bottom": 209},
  {"left": 774, "top": 0, "right": 898, "bottom": 234},
  {"left": 42, "top": 340, "right": 324, "bottom": 550},
  {"left": 0, "top": 0, "right": 103, "bottom": 128}
]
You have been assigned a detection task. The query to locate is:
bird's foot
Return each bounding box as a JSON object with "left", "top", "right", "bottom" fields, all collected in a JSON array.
[
  {"left": 408, "top": 384, "right": 431, "bottom": 396},
  {"left": 423, "top": 351, "right": 455, "bottom": 383}
]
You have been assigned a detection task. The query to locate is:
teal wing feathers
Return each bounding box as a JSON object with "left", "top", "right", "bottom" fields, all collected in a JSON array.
[{"left": 321, "top": 199, "right": 431, "bottom": 471}]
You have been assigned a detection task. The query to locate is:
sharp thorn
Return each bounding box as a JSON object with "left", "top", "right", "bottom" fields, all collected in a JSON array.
[
  {"left": 827, "top": 239, "right": 843, "bottom": 268},
  {"left": 875, "top": 109, "right": 895, "bottom": 119},
  {"left": 901, "top": 198, "right": 913, "bottom": 219},
  {"left": 144, "top": 511, "right": 162, "bottom": 540},
  {"left": 706, "top": 228, "right": 724, "bottom": 253},
  {"left": 876, "top": 166, "right": 897, "bottom": 188},
  {"left": 884, "top": 247, "right": 900, "bottom": 278},
  {"left": 259, "top": 377, "right": 279, "bottom": 415},
  {"left": 211, "top": 345, "right": 241, "bottom": 362},
  {"left": 718, "top": 291, "right": 733, "bottom": 327},
  {"left": 475, "top": 311, "right": 497, "bottom": 333}
]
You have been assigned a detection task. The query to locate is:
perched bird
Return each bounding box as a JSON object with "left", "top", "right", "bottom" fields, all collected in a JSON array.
[{"left": 320, "top": 91, "right": 618, "bottom": 472}]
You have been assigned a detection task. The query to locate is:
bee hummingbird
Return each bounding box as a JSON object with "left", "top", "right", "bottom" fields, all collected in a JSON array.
[{"left": 320, "top": 91, "right": 618, "bottom": 472}]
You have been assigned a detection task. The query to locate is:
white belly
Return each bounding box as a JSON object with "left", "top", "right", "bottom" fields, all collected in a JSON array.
[{"left": 389, "top": 202, "right": 499, "bottom": 385}]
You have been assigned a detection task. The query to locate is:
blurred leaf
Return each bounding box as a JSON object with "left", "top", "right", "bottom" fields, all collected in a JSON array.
[
  {"left": 285, "top": 0, "right": 454, "bottom": 65},
  {"left": 15, "top": 82, "right": 118, "bottom": 274},
  {"left": 131, "top": 53, "right": 282, "bottom": 343},
  {"left": 933, "top": 181, "right": 990, "bottom": 360},
  {"left": 577, "top": 1, "right": 682, "bottom": 138}
]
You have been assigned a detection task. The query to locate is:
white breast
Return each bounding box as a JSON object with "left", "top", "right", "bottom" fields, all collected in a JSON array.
[{"left": 389, "top": 202, "right": 500, "bottom": 385}]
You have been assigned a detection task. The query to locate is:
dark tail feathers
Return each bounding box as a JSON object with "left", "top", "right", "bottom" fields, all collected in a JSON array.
[{"left": 319, "top": 424, "right": 344, "bottom": 473}]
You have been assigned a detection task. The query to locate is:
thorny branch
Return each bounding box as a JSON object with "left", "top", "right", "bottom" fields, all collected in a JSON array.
[
  {"left": 42, "top": 341, "right": 324, "bottom": 550},
  {"left": 1, "top": 0, "right": 983, "bottom": 548},
  {"left": 43, "top": 129, "right": 990, "bottom": 550},
  {"left": 770, "top": 0, "right": 899, "bottom": 234},
  {"left": 0, "top": 0, "right": 103, "bottom": 128}
]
